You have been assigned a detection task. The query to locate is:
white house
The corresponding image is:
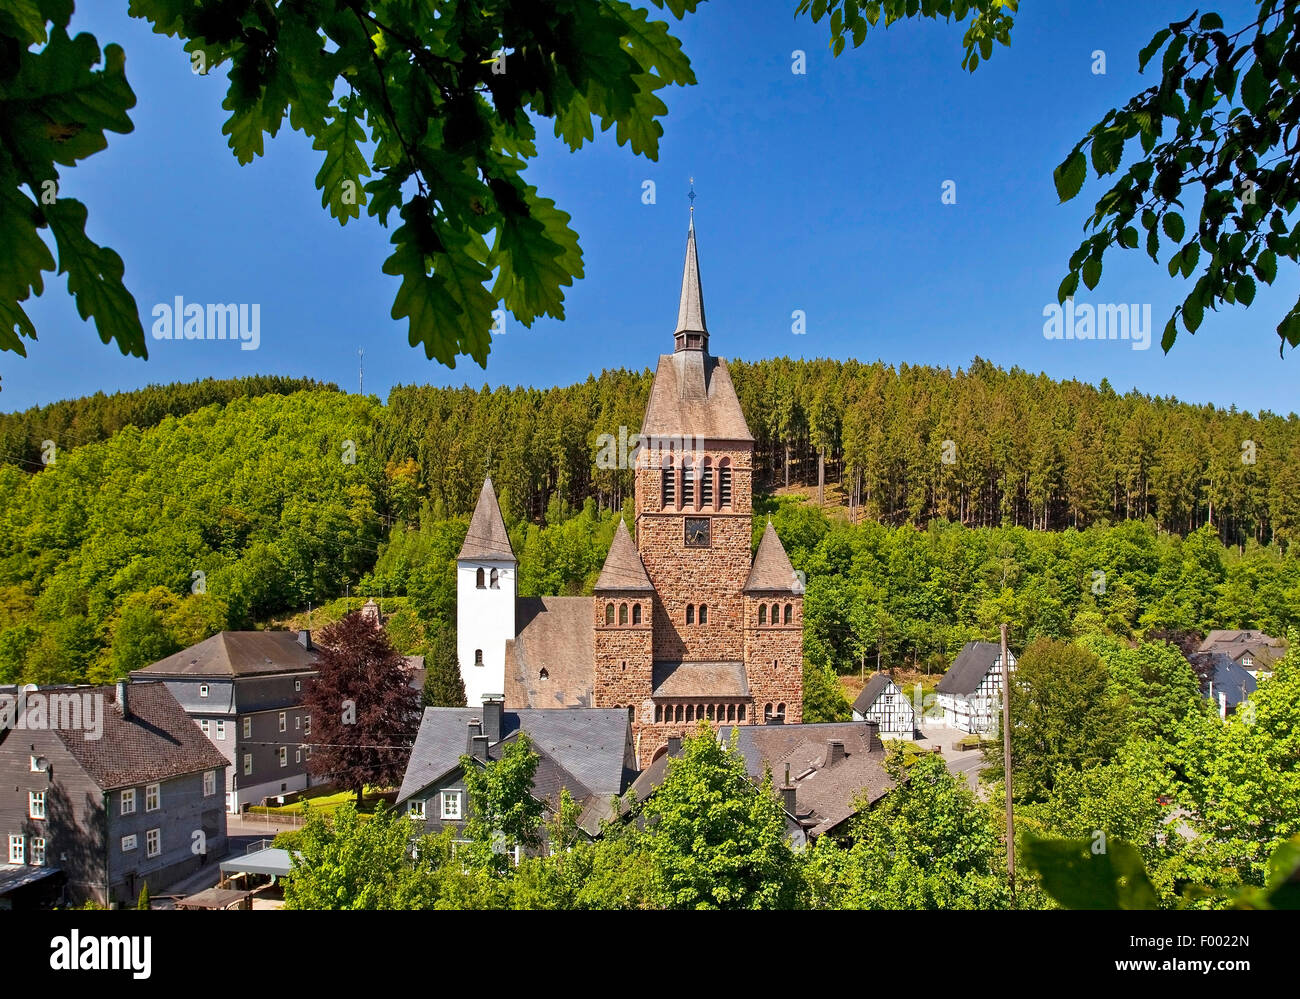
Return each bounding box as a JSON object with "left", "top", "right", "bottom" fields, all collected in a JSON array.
[
  {"left": 456, "top": 478, "right": 517, "bottom": 710},
  {"left": 934, "top": 641, "right": 1016, "bottom": 735},
  {"left": 851, "top": 673, "right": 915, "bottom": 738}
]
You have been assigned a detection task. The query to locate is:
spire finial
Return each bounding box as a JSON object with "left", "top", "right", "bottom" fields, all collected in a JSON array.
[{"left": 688, "top": 177, "right": 696, "bottom": 229}]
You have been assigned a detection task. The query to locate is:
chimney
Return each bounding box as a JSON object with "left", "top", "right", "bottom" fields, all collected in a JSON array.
[
  {"left": 481, "top": 695, "right": 504, "bottom": 745},
  {"left": 471, "top": 735, "right": 490, "bottom": 762},
  {"left": 667, "top": 736, "right": 682, "bottom": 757},
  {"left": 825, "top": 739, "right": 846, "bottom": 767},
  {"left": 115, "top": 680, "right": 130, "bottom": 720},
  {"left": 466, "top": 718, "right": 482, "bottom": 757},
  {"left": 780, "top": 765, "right": 797, "bottom": 815},
  {"left": 864, "top": 719, "right": 884, "bottom": 753},
  {"left": 297, "top": 629, "right": 312, "bottom": 650}
]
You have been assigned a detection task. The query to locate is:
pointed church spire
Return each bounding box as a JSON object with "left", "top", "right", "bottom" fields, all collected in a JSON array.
[
  {"left": 674, "top": 180, "right": 707, "bottom": 353},
  {"left": 457, "top": 476, "right": 516, "bottom": 562}
]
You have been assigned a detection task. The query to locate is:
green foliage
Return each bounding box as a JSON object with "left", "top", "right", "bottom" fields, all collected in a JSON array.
[
  {"left": 797, "top": 0, "right": 1017, "bottom": 70},
  {"left": 802, "top": 661, "right": 852, "bottom": 722},
  {"left": 1084, "top": 636, "right": 1206, "bottom": 743},
  {"left": 802, "top": 750, "right": 1010, "bottom": 909},
  {"left": 421, "top": 626, "right": 466, "bottom": 708},
  {"left": 136, "top": 882, "right": 150, "bottom": 910},
  {"left": 644, "top": 723, "right": 798, "bottom": 909},
  {"left": 461, "top": 734, "right": 544, "bottom": 873},
  {"left": 986, "top": 638, "right": 1127, "bottom": 804},
  {"left": 1021, "top": 833, "right": 1159, "bottom": 910}
]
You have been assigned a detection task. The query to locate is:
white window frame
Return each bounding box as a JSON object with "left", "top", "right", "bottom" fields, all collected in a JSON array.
[
  {"left": 440, "top": 790, "right": 462, "bottom": 820},
  {"left": 146, "top": 828, "right": 161, "bottom": 859},
  {"left": 243, "top": 754, "right": 252, "bottom": 776},
  {"left": 28, "top": 790, "right": 46, "bottom": 820},
  {"left": 145, "top": 783, "right": 160, "bottom": 813},
  {"left": 8, "top": 834, "right": 24, "bottom": 864},
  {"left": 30, "top": 837, "right": 45, "bottom": 866},
  {"left": 279, "top": 746, "right": 288, "bottom": 768},
  {"left": 199, "top": 718, "right": 211, "bottom": 736},
  {"left": 243, "top": 717, "right": 252, "bottom": 739},
  {"left": 295, "top": 716, "right": 301, "bottom": 730},
  {"left": 29, "top": 755, "right": 42, "bottom": 773},
  {"left": 199, "top": 684, "right": 209, "bottom": 697},
  {"left": 278, "top": 712, "right": 286, "bottom": 733},
  {"left": 304, "top": 714, "right": 311, "bottom": 735},
  {"left": 120, "top": 788, "right": 136, "bottom": 816},
  {"left": 121, "top": 834, "right": 138, "bottom": 853},
  {"left": 215, "top": 719, "right": 226, "bottom": 740},
  {"left": 408, "top": 799, "right": 426, "bottom": 820},
  {"left": 295, "top": 679, "right": 301, "bottom": 692},
  {"left": 203, "top": 770, "right": 216, "bottom": 797}
]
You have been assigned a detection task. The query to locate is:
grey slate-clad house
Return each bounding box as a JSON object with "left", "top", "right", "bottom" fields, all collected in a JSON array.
[
  {"left": 0, "top": 681, "right": 228, "bottom": 907},
  {"left": 935, "top": 641, "right": 1017, "bottom": 735},
  {"left": 1190, "top": 651, "right": 1258, "bottom": 718},
  {"left": 851, "top": 673, "right": 916, "bottom": 737},
  {"left": 396, "top": 696, "right": 636, "bottom": 852},
  {"left": 628, "top": 720, "right": 894, "bottom": 844},
  {"left": 133, "top": 630, "right": 318, "bottom": 813},
  {"left": 1196, "top": 630, "right": 1284, "bottom": 678}
]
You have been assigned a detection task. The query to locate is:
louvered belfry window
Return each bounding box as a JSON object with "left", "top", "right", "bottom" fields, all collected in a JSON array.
[{"left": 719, "top": 462, "right": 732, "bottom": 507}]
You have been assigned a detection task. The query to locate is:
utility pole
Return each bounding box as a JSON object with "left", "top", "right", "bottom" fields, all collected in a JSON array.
[{"left": 1000, "top": 622, "right": 1016, "bottom": 909}]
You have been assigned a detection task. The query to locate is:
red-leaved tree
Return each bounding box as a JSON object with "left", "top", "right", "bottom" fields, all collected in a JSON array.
[{"left": 303, "top": 612, "right": 421, "bottom": 803}]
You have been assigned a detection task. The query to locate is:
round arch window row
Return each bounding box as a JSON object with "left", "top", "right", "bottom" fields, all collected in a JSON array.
[
  {"left": 603, "top": 601, "right": 645, "bottom": 626},
  {"left": 649, "top": 701, "right": 788, "bottom": 724},
  {"left": 758, "top": 602, "right": 796, "bottom": 626},
  {"left": 660, "top": 457, "right": 733, "bottom": 510}
]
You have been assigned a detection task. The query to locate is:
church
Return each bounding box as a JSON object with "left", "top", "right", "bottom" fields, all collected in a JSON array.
[{"left": 455, "top": 216, "right": 804, "bottom": 768}]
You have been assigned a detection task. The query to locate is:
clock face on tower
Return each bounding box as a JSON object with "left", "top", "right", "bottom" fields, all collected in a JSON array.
[{"left": 684, "top": 517, "right": 710, "bottom": 548}]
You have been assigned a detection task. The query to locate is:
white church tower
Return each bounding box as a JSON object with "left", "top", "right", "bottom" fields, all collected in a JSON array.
[{"left": 457, "top": 477, "right": 516, "bottom": 708}]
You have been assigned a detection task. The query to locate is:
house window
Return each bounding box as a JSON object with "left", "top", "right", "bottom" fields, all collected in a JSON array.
[
  {"left": 476, "top": 567, "right": 485, "bottom": 589},
  {"left": 8, "top": 835, "right": 24, "bottom": 864},
  {"left": 619, "top": 603, "right": 628, "bottom": 625},
  {"left": 304, "top": 715, "right": 311, "bottom": 735},
  {"left": 121, "top": 788, "right": 136, "bottom": 815},
  {"left": 278, "top": 712, "right": 287, "bottom": 733},
  {"left": 661, "top": 462, "right": 675, "bottom": 506},
  {"left": 279, "top": 747, "right": 288, "bottom": 768},
  {"left": 121, "top": 834, "right": 138, "bottom": 853},
  {"left": 295, "top": 679, "right": 301, "bottom": 691},
  {"left": 203, "top": 770, "right": 216, "bottom": 797},
  {"left": 719, "top": 461, "right": 732, "bottom": 507},
  {"left": 146, "top": 828, "right": 161, "bottom": 858},
  {"left": 216, "top": 720, "right": 226, "bottom": 740},
  {"left": 243, "top": 717, "right": 252, "bottom": 739},
  {"left": 490, "top": 568, "right": 500, "bottom": 589},
  {"left": 632, "top": 604, "right": 642, "bottom": 625},
  {"left": 199, "top": 684, "right": 209, "bottom": 697},
  {"left": 296, "top": 716, "right": 301, "bottom": 730},
  {"left": 759, "top": 604, "right": 767, "bottom": 625},
  {"left": 145, "top": 783, "right": 160, "bottom": 812},
  {"left": 243, "top": 754, "right": 253, "bottom": 776},
  {"left": 770, "top": 602, "right": 779, "bottom": 623},
  {"left": 701, "top": 459, "right": 714, "bottom": 506},
  {"left": 408, "top": 799, "right": 426, "bottom": 820},
  {"left": 441, "top": 791, "right": 463, "bottom": 820},
  {"left": 738, "top": 704, "right": 746, "bottom": 721},
  {"left": 296, "top": 749, "right": 302, "bottom": 764},
  {"left": 605, "top": 603, "right": 614, "bottom": 625},
  {"left": 199, "top": 719, "right": 210, "bottom": 736},
  {"left": 681, "top": 457, "right": 695, "bottom": 505},
  {"left": 474, "top": 649, "right": 484, "bottom": 667},
  {"left": 686, "top": 604, "right": 694, "bottom": 625},
  {"left": 28, "top": 790, "right": 45, "bottom": 820},
  {"left": 30, "top": 838, "right": 46, "bottom": 866},
  {"left": 698, "top": 604, "right": 708, "bottom": 624}
]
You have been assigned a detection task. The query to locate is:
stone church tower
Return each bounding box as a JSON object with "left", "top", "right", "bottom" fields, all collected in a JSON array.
[{"left": 593, "top": 215, "right": 804, "bottom": 765}]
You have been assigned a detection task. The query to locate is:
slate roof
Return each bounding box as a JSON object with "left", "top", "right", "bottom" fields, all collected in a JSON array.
[
  {"left": 505, "top": 596, "right": 595, "bottom": 708},
  {"left": 135, "top": 630, "right": 318, "bottom": 678},
  {"left": 457, "top": 477, "right": 516, "bottom": 562},
  {"left": 651, "top": 660, "right": 748, "bottom": 698},
  {"left": 1190, "top": 652, "right": 1258, "bottom": 711},
  {"left": 935, "top": 641, "right": 1004, "bottom": 696},
  {"left": 745, "top": 522, "right": 798, "bottom": 592},
  {"left": 675, "top": 218, "right": 707, "bottom": 338},
  {"left": 641, "top": 352, "right": 753, "bottom": 441},
  {"left": 594, "top": 521, "right": 655, "bottom": 592},
  {"left": 852, "top": 673, "right": 894, "bottom": 715},
  {"left": 18, "top": 682, "right": 231, "bottom": 791},
  {"left": 1197, "top": 630, "right": 1284, "bottom": 669},
  {"left": 396, "top": 706, "right": 633, "bottom": 830}
]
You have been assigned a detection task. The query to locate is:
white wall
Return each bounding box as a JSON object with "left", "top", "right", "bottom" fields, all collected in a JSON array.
[{"left": 457, "top": 560, "right": 516, "bottom": 709}]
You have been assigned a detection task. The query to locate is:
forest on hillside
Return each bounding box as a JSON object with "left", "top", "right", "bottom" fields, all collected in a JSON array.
[{"left": 0, "top": 361, "right": 1297, "bottom": 690}]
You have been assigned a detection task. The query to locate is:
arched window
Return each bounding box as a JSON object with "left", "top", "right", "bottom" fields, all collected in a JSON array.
[
  {"left": 476, "top": 568, "right": 485, "bottom": 589},
  {"left": 628, "top": 706, "right": 635, "bottom": 724},
  {"left": 706, "top": 704, "right": 715, "bottom": 721},
  {"left": 758, "top": 604, "right": 767, "bottom": 625},
  {"left": 655, "top": 705, "right": 663, "bottom": 723},
  {"left": 475, "top": 649, "right": 484, "bottom": 667},
  {"left": 661, "top": 459, "right": 676, "bottom": 507},
  {"left": 619, "top": 603, "right": 628, "bottom": 625},
  {"left": 675, "top": 704, "right": 684, "bottom": 722},
  {"left": 489, "top": 568, "right": 500, "bottom": 589},
  {"left": 605, "top": 603, "right": 615, "bottom": 626},
  {"left": 764, "top": 703, "right": 774, "bottom": 722},
  {"left": 697, "top": 703, "right": 705, "bottom": 720},
  {"left": 777, "top": 703, "right": 786, "bottom": 723},
  {"left": 783, "top": 603, "right": 792, "bottom": 624},
  {"left": 770, "top": 602, "right": 779, "bottom": 623},
  {"left": 727, "top": 703, "right": 736, "bottom": 721},
  {"left": 632, "top": 603, "right": 642, "bottom": 625},
  {"left": 719, "top": 460, "right": 732, "bottom": 508},
  {"left": 686, "top": 705, "right": 695, "bottom": 722},
  {"left": 738, "top": 704, "right": 746, "bottom": 722},
  {"left": 701, "top": 458, "right": 714, "bottom": 506},
  {"left": 681, "top": 456, "right": 695, "bottom": 506},
  {"left": 698, "top": 604, "right": 708, "bottom": 624},
  {"left": 686, "top": 604, "right": 694, "bottom": 625}
]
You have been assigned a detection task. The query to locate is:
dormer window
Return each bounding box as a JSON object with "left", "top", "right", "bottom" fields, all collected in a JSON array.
[{"left": 199, "top": 684, "right": 209, "bottom": 697}]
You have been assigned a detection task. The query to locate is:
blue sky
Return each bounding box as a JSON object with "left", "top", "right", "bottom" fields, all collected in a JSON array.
[{"left": 3, "top": 0, "right": 1296, "bottom": 415}]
